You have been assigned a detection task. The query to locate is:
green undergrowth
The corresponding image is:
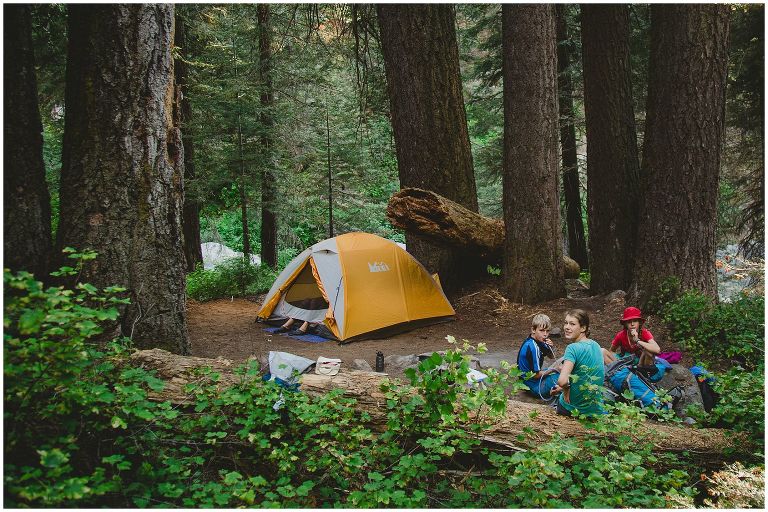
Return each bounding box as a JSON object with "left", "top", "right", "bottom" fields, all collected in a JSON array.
[
  {"left": 186, "top": 248, "right": 297, "bottom": 301},
  {"left": 4, "top": 260, "right": 764, "bottom": 507},
  {"left": 648, "top": 277, "right": 765, "bottom": 448}
]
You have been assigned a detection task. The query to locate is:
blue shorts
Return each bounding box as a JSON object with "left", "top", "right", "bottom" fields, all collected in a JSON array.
[{"left": 525, "top": 372, "right": 560, "bottom": 400}]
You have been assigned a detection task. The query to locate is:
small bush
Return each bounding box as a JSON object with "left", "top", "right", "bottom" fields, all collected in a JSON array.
[
  {"left": 187, "top": 258, "right": 277, "bottom": 301},
  {"left": 654, "top": 281, "right": 765, "bottom": 449},
  {"left": 660, "top": 288, "right": 715, "bottom": 345}
]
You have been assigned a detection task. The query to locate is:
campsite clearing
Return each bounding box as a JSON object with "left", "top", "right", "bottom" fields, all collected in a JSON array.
[{"left": 188, "top": 279, "right": 694, "bottom": 380}]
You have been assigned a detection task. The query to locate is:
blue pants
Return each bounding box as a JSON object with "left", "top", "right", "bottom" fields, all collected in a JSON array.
[{"left": 525, "top": 372, "right": 560, "bottom": 400}]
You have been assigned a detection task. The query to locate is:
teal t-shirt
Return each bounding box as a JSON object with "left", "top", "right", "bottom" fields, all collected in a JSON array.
[{"left": 559, "top": 339, "right": 606, "bottom": 416}]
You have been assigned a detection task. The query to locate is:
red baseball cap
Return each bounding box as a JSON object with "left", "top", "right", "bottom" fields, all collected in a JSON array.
[{"left": 620, "top": 306, "right": 644, "bottom": 323}]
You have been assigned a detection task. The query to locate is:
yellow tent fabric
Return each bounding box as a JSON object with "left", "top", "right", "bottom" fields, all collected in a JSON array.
[
  {"left": 335, "top": 233, "right": 455, "bottom": 339},
  {"left": 257, "top": 232, "right": 454, "bottom": 341}
]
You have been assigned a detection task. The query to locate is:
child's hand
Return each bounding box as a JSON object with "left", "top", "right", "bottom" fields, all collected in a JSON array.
[{"left": 630, "top": 328, "right": 639, "bottom": 340}]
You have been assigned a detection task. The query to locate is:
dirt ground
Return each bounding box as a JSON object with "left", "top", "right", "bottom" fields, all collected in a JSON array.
[{"left": 188, "top": 278, "right": 687, "bottom": 378}]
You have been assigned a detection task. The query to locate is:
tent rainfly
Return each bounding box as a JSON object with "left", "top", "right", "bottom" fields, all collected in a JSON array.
[{"left": 257, "top": 232, "right": 455, "bottom": 342}]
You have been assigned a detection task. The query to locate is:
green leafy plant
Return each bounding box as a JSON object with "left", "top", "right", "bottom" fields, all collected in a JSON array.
[
  {"left": 4, "top": 251, "right": 164, "bottom": 507},
  {"left": 186, "top": 258, "right": 278, "bottom": 301}
]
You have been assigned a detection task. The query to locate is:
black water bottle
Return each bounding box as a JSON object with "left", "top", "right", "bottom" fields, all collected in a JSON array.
[{"left": 375, "top": 351, "right": 384, "bottom": 372}]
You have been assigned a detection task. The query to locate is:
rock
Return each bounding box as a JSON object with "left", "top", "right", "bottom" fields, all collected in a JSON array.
[
  {"left": 475, "top": 351, "right": 517, "bottom": 370},
  {"left": 550, "top": 327, "right": 561, "bottom": 338},
  {"left": 351, "top": 358, "right": 372, "bottom": 371},
  {"left": 563, "top": 256, "right": 581, "bottom": 279},
  {"left": 201, "top": 241, "right": 262, "bottom": 269},
  {"left": 658, "top": 364, "right": 704, "bottom": 417},
  {"left": 604, "top": 289, "right": 627, "bottom": 302},
  {"left": 383, "top": 354, "right": 419, "bottom": 372}
]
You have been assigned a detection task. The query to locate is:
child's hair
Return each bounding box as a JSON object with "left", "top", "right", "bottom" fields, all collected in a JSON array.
[
  {"left": 531, "top": 313, "right": 551, "bottom": 330},
  {"left": 565, "top": 309, "right": 590, "bottom": 337}
]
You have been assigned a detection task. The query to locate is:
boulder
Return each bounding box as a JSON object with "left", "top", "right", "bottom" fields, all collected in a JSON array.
[
  {"left": 604, "top": 289, "right": 627, "bottom": 302},
  {"left": 658, "top": 364, "right": 704, "bottom": 417},
  {"left": 563, "top": 256, "right": 581, "bottom": 280},
  {"left": 351, "top": 358, "right": 373, "bottom": 371},
  {"left": 383, "top": 354, "right": 419, "bottom": 372}
]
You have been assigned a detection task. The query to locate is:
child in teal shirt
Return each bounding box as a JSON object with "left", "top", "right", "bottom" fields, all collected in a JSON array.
[{"left": 551, "top": 309, "right": 606, "bottom": 417}]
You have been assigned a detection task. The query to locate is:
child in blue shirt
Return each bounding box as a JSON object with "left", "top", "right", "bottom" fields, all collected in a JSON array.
[{"left": 517, "top": 314, "right": 560, "bottom": 400}]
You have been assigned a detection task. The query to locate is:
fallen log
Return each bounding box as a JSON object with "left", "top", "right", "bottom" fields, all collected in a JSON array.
[
  {"left": 386, "top": 187, "right": 581, "bottom": 278},
  {"left": 130, "top": 349, "right": 747, "bottom": 458}
]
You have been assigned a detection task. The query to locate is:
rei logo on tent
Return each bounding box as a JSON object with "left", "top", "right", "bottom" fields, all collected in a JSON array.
[{"left": 368, "top": 261, "right": 390, "bottom": 273}]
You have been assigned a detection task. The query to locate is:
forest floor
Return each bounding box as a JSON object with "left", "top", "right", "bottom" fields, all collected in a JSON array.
[{"left": 187, "top": 278, "right": 691, "bottom": 383}]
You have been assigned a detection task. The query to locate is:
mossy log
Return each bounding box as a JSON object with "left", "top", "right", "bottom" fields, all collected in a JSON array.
[
  {"left": 130, "top": 349, "right": 747, "bottom": 458},
  {"left": 386, "top": 187, "right": 581, "bottom": 278}
]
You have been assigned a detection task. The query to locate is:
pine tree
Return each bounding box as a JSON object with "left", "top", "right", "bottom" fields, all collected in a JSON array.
[
  {"left": 377, "top": 4, "right": 482, "bottom": 294},
  {"left": 57, "top": 5, "right": 189, "bottom": 353},
  {"left": 4, "top": 4, "right": 52, "bottom": 278},
  {"left": 630, "top": 5, "right": 730, "bottom": 304},
  {"left": 501, "top": 4, "right": 565, "bottom": 303}
]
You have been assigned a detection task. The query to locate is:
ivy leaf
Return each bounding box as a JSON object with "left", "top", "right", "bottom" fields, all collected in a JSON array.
[
  {"left": 18, "top": 309, "right": 45, "bottom": 334},
  {"left": 38, "top": 448, "right": 69, "bottom": 468},
  {"left": 111, "top": 416, "right": 128, "bottom": 429}
]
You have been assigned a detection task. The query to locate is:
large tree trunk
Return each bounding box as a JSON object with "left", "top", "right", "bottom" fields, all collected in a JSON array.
[
  {"left": 130, "top": 349, "right": 749, "bottom": 459},
  {"left": 57, "top": 5, "right": 189, "bottom": 354},
  {"left": 3, "top": 4, "right": 52, "bottom": 279},
  {"left": 258, "top": 4, "right": 277, "bottom": 269},
  {"left": 501, "top": 5, "right": 565, "bottom": 304},
  {"left": 555, "top": 5, "right": 588, "bottom": 271},
  {"left": 630, "top": 5, "right": 730, "bottom": 305},
  {"left": 377, "top": 5, "right": 483, "bottom": 295},
  {"left": 387, "top": 188, "right": 581, "bottom": 278},
  {"left": 175, "top": 13, "right": 203, "bottom": 274},
  {"left": 581, "top": 5, "right": 641, "bottom": 294}
]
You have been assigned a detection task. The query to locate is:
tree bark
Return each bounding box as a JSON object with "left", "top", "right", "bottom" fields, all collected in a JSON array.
[
  {"left": 387, "top": 188, "right": 581, "bottom": 279},
  {"left": 377, "top": 5, "right": 483, "bottom": 295},
  {"left": 502, "top": 5, "right": 565, "bottom": 304},
  {"left": 57, "top": 5, "right": 189, "bottom": 354},
  {"left": 129, "top": 348, "right": 749, "bottom": 458},
  {"left": 555, "top": 5, "right": 588, "bottom": 271},
  {"left": 175, "top": 13, "right": 203, "bottom": 274},
  {"left": 581, "top": 5, "right": 641, "bottom": 294},
  {"left": 630, "top": 5, "right": 730, "bottom": 304},
  {"left": 3, "top": 4, "right": 52, "bottom": 279},
  {"left": 258, "top": 4, "right": 277, "bottom": 269}
]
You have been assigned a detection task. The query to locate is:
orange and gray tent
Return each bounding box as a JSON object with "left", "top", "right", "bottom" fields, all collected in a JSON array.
[{"left": 257, "top": 232, "right": 455, "bottom": 342}]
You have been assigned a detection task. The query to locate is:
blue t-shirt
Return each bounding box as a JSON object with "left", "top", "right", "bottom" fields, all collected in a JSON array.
[
  {"left": 517, "top": 336, "right": 554, "bottom": 387},
  {"left": 559, "top": 339, "right": 606, "bottom": 416}
]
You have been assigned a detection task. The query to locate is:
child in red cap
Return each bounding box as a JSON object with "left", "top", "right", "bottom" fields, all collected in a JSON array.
[{"left": 610, "top": 306, "right": 661, "bottom": 368}]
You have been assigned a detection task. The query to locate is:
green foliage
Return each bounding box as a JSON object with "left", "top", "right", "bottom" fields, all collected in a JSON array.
[
  {"left": 4, "top": 255, "right": 157, "bottom": 507},
  {"left": 658, "top": 288, "right": 714, "bottom": 346},
  {"left": 187, "top": 258, "right": 278, "bottom": 301},
  {"left": 200, "top": 207, "right": 260, "bottom": 254},
  {"left": 659, "top": 288, "right": 764, "bottom": 368},
  {"left": 652, "top": 280, "right": 764, "bottom": 449},
  {"left": 3, "top": 271, "right": 720, "bottom": 511},
  {"left": 644, "top": 276, "right": 682, "bottom": 315},
  {"left": 706, "top": 365, "right": 764, "bottom": 447}
]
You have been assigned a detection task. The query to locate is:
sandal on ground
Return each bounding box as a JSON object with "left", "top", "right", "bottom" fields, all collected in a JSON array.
[
  {"left": 274, "top": 326, "right": 290, "bottom": 334},
  {"left": 291, "top": 329, "right": 308, "bottom": 336}
]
